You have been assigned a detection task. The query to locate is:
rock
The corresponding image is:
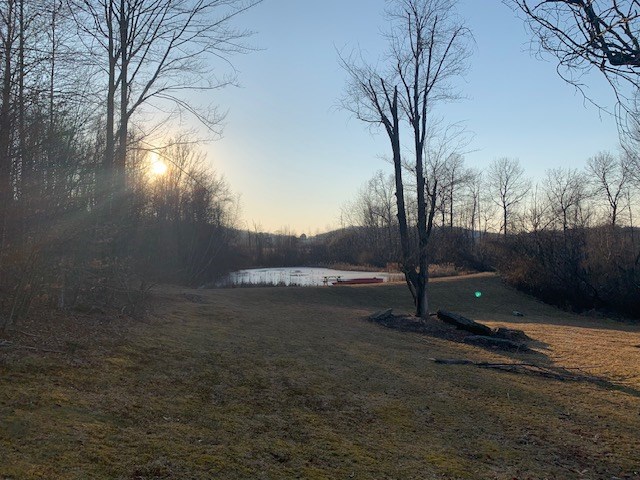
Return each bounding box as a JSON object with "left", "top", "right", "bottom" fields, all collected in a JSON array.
[
  {"left": 369, "top": 309, "right": 393, "bottom": 321},
  {"left": 437, "top": 310, "right": 493, "bottom": 336},
  {"left": 493, "top": 327, "right": 532, "bottom": 342},
  {"left": 0, "top": 339, "right": 12, "bottom": 348},
  {"left": 463, "top": 335, "right": 529, "bottom": 351}
]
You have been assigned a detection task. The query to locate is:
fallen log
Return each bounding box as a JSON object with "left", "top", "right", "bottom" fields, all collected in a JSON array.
[
  {"left": 431, "top": 358, "right": 579, "bottom": 382},
  {"left": 493, "top": 327, "right": 532, "bottom": 342},
  {"left": 463, "top": 335, "right": 529, "bottom": 351},
  {"left": 436, "top": 310, "right": 493, "bottom": 336},
  {"left": 430, "top": 358, "right": 475, "bottom": 365}
]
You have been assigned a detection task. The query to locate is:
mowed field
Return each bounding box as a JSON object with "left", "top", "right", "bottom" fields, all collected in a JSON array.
[{"left": 1, "top": 273, "right": 639, "bottom": 479}]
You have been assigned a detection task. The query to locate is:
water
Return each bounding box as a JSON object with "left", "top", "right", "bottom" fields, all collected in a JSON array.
[{"left": 217, "top": 267, "right": 404, "bottom": 287}]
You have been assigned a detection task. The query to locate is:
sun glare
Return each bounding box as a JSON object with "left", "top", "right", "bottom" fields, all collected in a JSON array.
[{"left": 149, "top": 153, "right": 168, "bottom": 177}]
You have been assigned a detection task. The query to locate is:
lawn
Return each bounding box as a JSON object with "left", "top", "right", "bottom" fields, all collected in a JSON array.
[{"left": 1, "top": 273, "right": 639, "bottom": 479}]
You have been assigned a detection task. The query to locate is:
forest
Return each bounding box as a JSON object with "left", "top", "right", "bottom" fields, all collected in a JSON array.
[{"left": 0, "top": 0, "right": 255, "bottom": 328}]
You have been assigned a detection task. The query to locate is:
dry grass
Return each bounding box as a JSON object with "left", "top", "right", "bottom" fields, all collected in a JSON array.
[{"left": 0, "top": 273, "right": 639, "bottom": 479}]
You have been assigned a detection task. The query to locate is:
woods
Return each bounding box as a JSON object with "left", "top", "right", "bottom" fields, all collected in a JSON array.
[
  {"left": 0, "top": 0, "right": 258, "bottom": 328},
  {"left": 338, "top": 149, "right": 640, "bottom": 317}
]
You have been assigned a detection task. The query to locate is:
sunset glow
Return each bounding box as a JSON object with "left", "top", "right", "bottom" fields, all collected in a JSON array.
[{"left": 149, "top": 153, "right": 168, "bottom": 177}]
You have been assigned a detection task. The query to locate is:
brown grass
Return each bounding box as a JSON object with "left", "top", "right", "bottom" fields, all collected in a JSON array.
[{"left": 0, "top": 273, "right": 639, "bottom": 479}]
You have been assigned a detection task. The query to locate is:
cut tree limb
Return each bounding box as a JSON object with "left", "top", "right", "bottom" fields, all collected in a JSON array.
[
  {"left": 431, "top": 358, "right": 578, "bottom": 381},
  {"left": 463, "top": 335, "right": 529, "bottom": 351},
  {"left": 437, "top": 310, "right": 493, "bottom": 336}
]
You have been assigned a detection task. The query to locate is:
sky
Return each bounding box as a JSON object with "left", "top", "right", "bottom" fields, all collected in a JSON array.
[{"left": 204, "top": 0, "right": 621, "bottom": 234}]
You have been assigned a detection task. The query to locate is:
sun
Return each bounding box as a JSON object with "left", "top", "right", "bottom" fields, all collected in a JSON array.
[{"left": 149, "top": 153, "right": 168, "bottom": 177}]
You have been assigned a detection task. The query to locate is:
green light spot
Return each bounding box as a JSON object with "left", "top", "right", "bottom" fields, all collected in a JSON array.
[{"left": 474, "top": 291, "right": 482, "bottom": 298}]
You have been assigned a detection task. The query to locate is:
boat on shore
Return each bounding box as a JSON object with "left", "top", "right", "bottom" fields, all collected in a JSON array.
[{"left": 332, "top": 277, "right": 384, "bottom": 285}]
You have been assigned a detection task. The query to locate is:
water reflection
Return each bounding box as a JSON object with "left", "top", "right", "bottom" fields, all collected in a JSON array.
[{"left": 217, "top": 267, "right": 403, "bottom": 287}]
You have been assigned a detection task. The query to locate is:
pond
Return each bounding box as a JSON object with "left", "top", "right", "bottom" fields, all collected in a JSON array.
[{"left": 217, "top": 267, "right": 404, "bottom": 287}]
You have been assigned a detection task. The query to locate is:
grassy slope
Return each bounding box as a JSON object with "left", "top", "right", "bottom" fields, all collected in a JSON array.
[{"left": 1, "top": 273, "right": 639, "bottom": 479}]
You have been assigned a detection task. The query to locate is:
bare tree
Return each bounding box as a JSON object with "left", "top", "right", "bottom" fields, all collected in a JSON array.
[
  {"left": 69, "top": 0, "right": 261, "bottom": 213},
  {"left": 522, "top": 183, "right": 552, "bottom": 233},
  {"left": 544, "top": 167, "right": 590, "bottom": 233},
  {"left": 460, "top": 167, "right": 483, "bottom": 238},
  {"left": 428, "top": 152, "right": 472, "bottom": 229},
  {"left": 341, "top": 170, "right": 399, "bottom": 265},
  {"left": 487, "top": 157, "right": 530, "bottom": 237},
  {"left": 587, "top": 151, "right": 632, "bottom": 226},
  {"left": 341, "top": 0, "right": 471, "bottom": 317},
  {"left": 0, "top": 0, "right": 19, "bottom": 249},
  {"left": 510, "top": 0, "right": 640, "bottom": 113}
]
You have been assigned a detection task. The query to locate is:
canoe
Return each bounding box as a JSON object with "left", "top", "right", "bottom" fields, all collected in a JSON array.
[{"left": 332, "top": 277, "right": 384, "bottom": 285}]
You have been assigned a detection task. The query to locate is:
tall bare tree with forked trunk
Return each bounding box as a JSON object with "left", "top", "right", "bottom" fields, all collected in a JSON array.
[{"left": 341, "top": 0, "right": 471, "bottom": 318}]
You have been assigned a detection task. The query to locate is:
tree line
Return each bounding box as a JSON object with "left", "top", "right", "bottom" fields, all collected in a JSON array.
[
  {"left": 339, "top": 0, "right": 640, "bottom": 318},
  {"left": 340, "top": 150, "right": 640, "bottom": 316}
]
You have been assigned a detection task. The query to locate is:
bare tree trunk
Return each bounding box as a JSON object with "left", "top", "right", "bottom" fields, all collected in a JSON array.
[
  {"left": 103, "top": 4, "right": 116, "bottom": 215},
  {"left": 503, "top": 206, "right": 508, "bottom": 238},
  {"left": 387, "top": 87, "right": 417, "bottom": 303},
  {"left": 414, "top": 131, "right": 429, "bottom": 317},
  {"left": 116, "top": 0, "right": 128, "bottom": 201},
  {"left": 0, "top": 2, "right": 15, "bottom": 256},
  {"left": 17, "top": 0, "right": 24, "bottom": 205}
]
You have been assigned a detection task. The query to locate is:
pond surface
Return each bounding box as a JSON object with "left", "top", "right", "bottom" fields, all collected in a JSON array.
[{"left": 217, "top": 267, "right": 404, "bottom": 287}]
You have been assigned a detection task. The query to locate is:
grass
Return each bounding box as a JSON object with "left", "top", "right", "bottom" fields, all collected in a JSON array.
[{"left": 1, "top": 273, "right": 639, "bottom": 479}]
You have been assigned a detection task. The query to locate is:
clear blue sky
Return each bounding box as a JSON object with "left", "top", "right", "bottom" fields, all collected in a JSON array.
[{"left": 206, "top": 0, "right": 620, "bottom": 234}]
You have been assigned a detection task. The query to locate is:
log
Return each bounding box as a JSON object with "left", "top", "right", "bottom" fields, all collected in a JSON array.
[
  {"left": 493, "top": 327, "right": 531, "bottom": 342},
  {"left": 430, "top": 358, "right": 475, "bottom": 365},
  {"left": 431, "top": 358, "right": 586, "bottom": 382},
  {"left": 436, "top": 310, "right": 493, "bottom": 336},
  {"left": 463, "top": 335, "right": 528, "bottom": 351}
]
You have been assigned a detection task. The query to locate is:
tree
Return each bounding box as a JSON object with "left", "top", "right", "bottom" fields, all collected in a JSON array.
[
  {"left": 461, "top": 167, "right": 483, "bottom": 238},
  {"left": 427, "top": 151, "right": 471, "bottom": 229},
  {"left": 0, "top": 0, "right": 19, "bottom": 247},
  {"left": 341, "top": 170, "right": 399, "bottom": 266},
  {"left": 69, "top": 0, "right": 261, "bottom": 213},
  {"left": 587, "top": 151, "right": 632, "bottom": 226},
  {"left": 510, "top": 0, "right": 640, "bottom": 112},
  {"left": 544, "top": 167, "right": 590, "bottom": 233},
  {"left": 342, "top": 0, "right": 471, "bottom": 317},
  {"left": 487, "top": 157, "right": 530, "bottom": 237}
]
